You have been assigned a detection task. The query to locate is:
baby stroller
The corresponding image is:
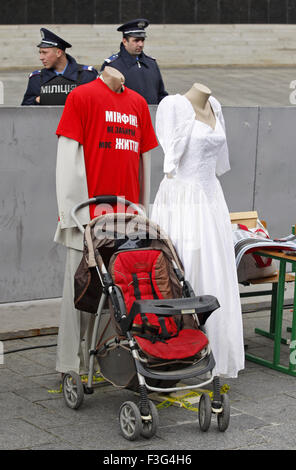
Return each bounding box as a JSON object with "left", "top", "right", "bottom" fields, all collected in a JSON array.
[{"left": 62, "top": 195, "right": 230, "bottom": 439}]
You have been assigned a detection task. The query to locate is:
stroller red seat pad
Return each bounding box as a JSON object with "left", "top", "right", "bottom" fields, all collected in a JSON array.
[
  {"left": 135, "top": 328, "right": 208, "bottom": 360},
  {"left": 113, "top": 249, "right": 178, "bottom": 331},
  {"left": 111, "top": 249, "right": 208, "bottom": 359}
]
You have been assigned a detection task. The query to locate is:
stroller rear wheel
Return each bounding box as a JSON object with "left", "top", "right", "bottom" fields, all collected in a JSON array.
[
  {"left": 62, "top": 371, "right": 84, "bottom": 409},
  {"left": 119, "top": 401, "right": 142, "bottom": 441},
  {"left": 140, "top": 400, "right": 159, "bottom": 439},
  {"left": 198, "top": 393, "right": 212, "bottom": 432}
]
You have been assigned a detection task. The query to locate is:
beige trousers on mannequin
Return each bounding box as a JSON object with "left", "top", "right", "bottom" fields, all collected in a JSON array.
[
  {"left": 54, "top": 136, "right": 93, "bottom": 374},
  {"left": 56, "top": 247, "right": 96, "bottom": 374}
]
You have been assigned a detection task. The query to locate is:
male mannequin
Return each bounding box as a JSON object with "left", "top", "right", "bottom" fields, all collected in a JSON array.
[
  {"left": 184, "top": 83, "right": 216, "bottom": 130},
  {"left": 55, "top": 66, "right": 158, "bottom": 376},
  {"left": 55, "top": 66, "right": 152, "bottom": 245}
]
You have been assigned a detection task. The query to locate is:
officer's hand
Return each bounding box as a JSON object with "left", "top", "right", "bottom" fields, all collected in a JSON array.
[{"left": 35, "top": 96, "right": 40, "bottom": 104}]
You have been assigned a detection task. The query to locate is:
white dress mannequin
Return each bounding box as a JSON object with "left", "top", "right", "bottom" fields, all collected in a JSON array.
[{"left": 151, "top": 83, "right": 245, "bottom": 378}]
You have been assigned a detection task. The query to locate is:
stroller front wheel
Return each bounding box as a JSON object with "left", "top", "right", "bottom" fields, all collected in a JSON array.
[
  {"left": 119, "top": 401, "right": 142, "bottom": 441},
  {"left": 198, "top": 393, "right": 212, "bottom": 432},
  {"left": 217, "top": 393, "right": 230, "bottom": 432},
  {"left": 140, "top": 400, "right": 159, "bottom": 439},
  {"left": 62, "top": 371, "right": 84, "bottom": 409}
]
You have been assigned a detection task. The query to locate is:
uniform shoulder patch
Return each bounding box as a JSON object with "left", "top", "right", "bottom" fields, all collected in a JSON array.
[
  {"left": 29, "top": 70, "right": 41, "bottom": 78},
  {"left": 144, "top": 54, "right": 156, "bottom": 61},
  {"left": 82, "top": 65, "right": 95, "bottom": 71},
  {"left": 104, "top": 53, "right": 119, "bottom": 64}
]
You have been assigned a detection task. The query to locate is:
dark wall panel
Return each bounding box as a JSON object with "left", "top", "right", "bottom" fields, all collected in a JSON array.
[
  {"left": 197, "top": 0, "right": 220, "bottom": 23},
  {"left": 288, "top": 0, "right": 296, "bottom": 23},
  {"left": 0, "top": 0, "right": 27, "bottom": 24},
  {"left": 53, "top": 0, "right": 77, "bottom": 24},
  {"left": 250, "top": 0, "right": 268, "bottom": 23},
  {"left": 77, "top": 0, "right": 95, "bottom": 24},
  {"left": 269, "top": 0, "right": 287, "bottom": 23},
  {"left": 0, "top": 0, "right": 294, "bottom": 24},
  {"left": 95, "top": 0, "right": 120, "bottom": 23},
  {"left": 140, "top": 0, "right": 165, "bottom": 23},
  {"left": 165, "top": 0, "right": 196, "bottom": 24},
  {"left": 220, "top": 0, "right": 249, "bottom": 24},
  {"left": 120, "top": 0, "right": 141, "bottom": 22},
  {"left": 27, "top": 0, "right": 53, "bottom": 24}
]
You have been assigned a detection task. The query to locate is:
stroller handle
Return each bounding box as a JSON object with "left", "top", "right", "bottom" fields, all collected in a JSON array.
[{"left": 71, "top": 195, "right": 146, "bottom": 234}]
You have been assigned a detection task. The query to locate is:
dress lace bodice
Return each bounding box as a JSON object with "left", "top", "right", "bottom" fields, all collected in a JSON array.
[{"left": 156, "top": 94, "right": 230, "bottom": 187}]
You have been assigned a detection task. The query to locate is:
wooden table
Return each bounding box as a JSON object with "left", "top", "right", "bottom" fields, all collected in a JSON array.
[{"left": 245, "top": 249, "right": 296, "bottom": 376}]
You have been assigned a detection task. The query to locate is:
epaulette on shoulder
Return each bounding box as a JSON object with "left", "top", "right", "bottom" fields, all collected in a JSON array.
[
  {"left": 29, "top": 70, "right": 41, "bottom": 78},
  {"left": 104, "top": 53, "right": 119, "bottom": 64},
  {"left": 144, "top": 54, "right": 156, "bottom": 61},
  {"left": 82, "top": 65, "right": 96, "bottom": 72}
]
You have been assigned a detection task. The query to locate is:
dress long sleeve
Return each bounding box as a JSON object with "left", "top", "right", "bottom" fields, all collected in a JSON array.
[
  {"left": 212, "top": 99, "right": 231, "bottom": 177},
  {"left": 156, "top": 95, "right": 196, "bottom": 176}
]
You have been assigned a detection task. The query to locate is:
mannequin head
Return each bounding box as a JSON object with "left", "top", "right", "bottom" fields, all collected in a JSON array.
[
  {"left": 184, "top": 83, "right": 212, "bottom": 108},
  {"left": 184, "top": 82, "right": 212, "bottom": 110},
  {"left": 101, "top": 66, "right": 125, "bottom": 93},
  {"left": 184, "top": 82, "right": 216, "bottom": 128},
  {"left": 192, "top": 83, "right": 212, "bottom": 95}
]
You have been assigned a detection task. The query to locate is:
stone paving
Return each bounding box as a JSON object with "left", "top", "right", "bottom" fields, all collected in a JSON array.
[{"left": 0, "top": 302, "right": 296, "bottom": 451}]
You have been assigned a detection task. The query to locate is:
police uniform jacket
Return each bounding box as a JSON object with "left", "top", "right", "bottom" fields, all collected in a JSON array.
[
  {"left": 101, "top": 43, "right": 168, "bottom": 105},
  {"left": 21, "top": 54, "right": 98, "bottom": 105}
]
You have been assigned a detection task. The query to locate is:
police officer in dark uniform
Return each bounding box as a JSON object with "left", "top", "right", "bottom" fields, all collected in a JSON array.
[
  {"left": 100, "top": 19, "right": 168, "bottom": 105},
  {"left": 21, "top": 28, "right": 98, "bottom": 106}
]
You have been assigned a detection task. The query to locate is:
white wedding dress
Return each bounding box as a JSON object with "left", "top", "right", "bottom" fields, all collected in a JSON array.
[{"left": 151, "top": 94, "right": 245, "bottom": 378}]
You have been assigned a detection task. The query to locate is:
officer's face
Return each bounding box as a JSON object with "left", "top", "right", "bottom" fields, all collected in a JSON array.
[
  {"left": 122, "top": 37, "right": 145, "bottom": 56},
  {"left": 39, "top": 47, "right": 62, "bottom": 69}
]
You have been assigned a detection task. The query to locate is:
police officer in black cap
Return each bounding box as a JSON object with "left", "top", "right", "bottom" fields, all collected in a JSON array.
[
  {"left": 100, "top": 19, "right": 168, "bottom": 105},
  {"left": 21, "top": 28, "right": 98, "bottom": 106}
]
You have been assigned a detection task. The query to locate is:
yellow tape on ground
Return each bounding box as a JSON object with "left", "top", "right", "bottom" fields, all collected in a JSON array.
[
  {"left": 48, "top": 384, "right": 62, "bottom": 394},
  {"left": 155, "top": 384, "right": 230, "bottom": 412},
  {"left": 47, "top": 373, "right": 106, "bottom": 394},
  {"left": 47, "top": 374, "right": 230, "bottom": 414}
]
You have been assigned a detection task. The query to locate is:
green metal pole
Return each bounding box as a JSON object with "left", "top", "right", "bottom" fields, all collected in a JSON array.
[
  {"left": 289, "top": 262, "right": 296, "bottom": 372},
  {"left": 273, "top": 260, "right": 286, "bottom": 366}
]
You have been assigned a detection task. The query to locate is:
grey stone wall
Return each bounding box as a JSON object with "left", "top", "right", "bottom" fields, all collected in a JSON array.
[{"left": 0, "top": 105, "right": 296, "bottom": 302}]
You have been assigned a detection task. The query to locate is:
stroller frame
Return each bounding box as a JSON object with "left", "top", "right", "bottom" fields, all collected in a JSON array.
[{"left": 62, "top": 196, "right": 230, "bottom": 439}]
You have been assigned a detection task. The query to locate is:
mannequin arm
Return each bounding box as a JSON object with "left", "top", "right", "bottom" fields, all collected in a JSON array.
[
  {"left": 56, "top": 136, "right": 90, "bottom": 229},
  {"left": 139, "top": 151, "right": 151, "bottom": 213}
]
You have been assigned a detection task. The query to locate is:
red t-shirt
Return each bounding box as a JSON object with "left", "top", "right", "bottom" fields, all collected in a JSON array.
[{"left": 56, "top": 78, "right": 158, "bottom": 219}]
